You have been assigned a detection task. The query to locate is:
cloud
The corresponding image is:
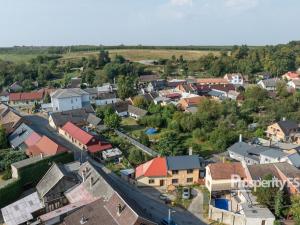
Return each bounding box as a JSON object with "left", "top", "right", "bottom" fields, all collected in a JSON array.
[
  {"left": 170, "top": 0, "right": 193, "bottom": 6},
  {"left": 224, "top": 0, "right": 260, "bottom": 10}
]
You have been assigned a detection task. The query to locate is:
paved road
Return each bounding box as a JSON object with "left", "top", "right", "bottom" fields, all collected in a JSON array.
[
  {"left": 115, "top": 129, "right": 158, "bottom": 157},
  {"left": 91, "top": 160, "right": 207, "bottom": 225},
  {"left": 24, "top": 114, "right": 207, "bottom": 225},
  {"left": 23, "top": 114, "right": 87, "bottom": 161}
]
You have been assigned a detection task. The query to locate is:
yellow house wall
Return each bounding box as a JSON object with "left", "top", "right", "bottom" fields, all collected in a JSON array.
[{"left": 166, "top": 169, "right": 199, "bottom": 187}]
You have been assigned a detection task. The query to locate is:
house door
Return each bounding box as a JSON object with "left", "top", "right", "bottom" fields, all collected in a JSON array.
[
  {"left": 261, "top": 220, "right": 265, "bottom": 225},
  {"left": 160, "top": 180, "right": 164, "bottom": 186}
]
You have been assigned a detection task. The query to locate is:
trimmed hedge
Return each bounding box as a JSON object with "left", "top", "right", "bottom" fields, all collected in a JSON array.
[{"left": 0, "top": 152, "right": 74, "bottom": 208}]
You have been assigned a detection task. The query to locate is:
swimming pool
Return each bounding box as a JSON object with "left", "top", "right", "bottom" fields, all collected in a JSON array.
[{"left": 214, "top": 198, "right": 229, "bottom": 210}]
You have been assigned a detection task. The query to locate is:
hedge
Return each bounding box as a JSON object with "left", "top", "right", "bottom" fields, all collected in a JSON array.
[{"left": 0, "top": 152, "right": 74, "bottom": 208}]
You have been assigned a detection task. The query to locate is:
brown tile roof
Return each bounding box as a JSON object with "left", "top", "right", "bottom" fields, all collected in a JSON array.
[
  {"left": 208, "top": 162, "right": 246, "bottom": 180},
  {"left": 197, "top": 78, "right": 229, "bottom": 84},
  {"left": 0, "top": 110, "right": 23, "bottom": 134},
  {"left": 9, "top": 92, "right": 43, "bottom": 101}
]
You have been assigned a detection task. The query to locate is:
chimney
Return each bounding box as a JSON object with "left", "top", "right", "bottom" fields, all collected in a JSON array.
[
  {"left": 40, "top": 153, "right": 43, "bottom": 159},
  {"left": 82, "top": 171, "right": 86, "bottom": 182},
  {"left": 189, "top": 147, "right": 193, "bottom": 156},
  {"left": 90, "top": 177, "right": 94, "bottom": 188},
  {"left": 80, "top": 215, "right": 88, "bottom": 224},
  {"left": 117, "top": 204, "right": 123, "bottom": 216},
  {"left": 239, "top": 134, "right": 242, "bottom": 143}
]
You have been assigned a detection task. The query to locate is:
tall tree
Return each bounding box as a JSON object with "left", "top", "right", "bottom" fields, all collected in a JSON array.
[{"left": 117, "top": 75, "right": 136, "bottom": 100}]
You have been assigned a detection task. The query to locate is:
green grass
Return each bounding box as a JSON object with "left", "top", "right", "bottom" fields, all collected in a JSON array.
[
  {"left": 121, "top": 117, "right": 146, "bottom": 137},
  {"left": 62, "top": 49, "right": 220, "bottom": 62},
  {"left": 0, "top": 53, "right": 39, "bottom": 62}
]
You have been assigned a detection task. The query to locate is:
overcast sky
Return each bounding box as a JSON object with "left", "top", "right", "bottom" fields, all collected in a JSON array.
[{"left": 0, "top": 0, "right": 299, "bottom": 46}]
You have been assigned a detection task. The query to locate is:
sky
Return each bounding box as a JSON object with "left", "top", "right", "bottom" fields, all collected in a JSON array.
[{"left": 0, "top": 0, "right": 299, "bottom": 46}]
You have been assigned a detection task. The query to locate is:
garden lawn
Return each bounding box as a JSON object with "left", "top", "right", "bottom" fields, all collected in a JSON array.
[{"left": 121, "top": 117, "right": 146, "bottom": 137}]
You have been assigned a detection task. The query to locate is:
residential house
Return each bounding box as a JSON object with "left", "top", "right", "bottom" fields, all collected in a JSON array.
[
  {"left": 136, "top": 155, "right": 204, "bottom": 191},
  {"left": 26, "top": 135, "right": 67, "bottom": 157},
  {"left": 59, "top": 122, "right": 112, "bottom": 156},
  {"left": 0, "top": 103, "right": 23, "bottom": 134},
  {"left": 205, "top": 162, "right": 246, "bottom": 193},
  {"left": 86, "top": 113, "right": 102, "bottom": 129},
  {"left": 48, "top": 107, "right": 94, "bottom": 129},
  {"left": 8, "top": 81, "right": 23, "bottom": 92},
  {"left": 147, "top": 79, "right": 166, "bottom": 92},
  {"left": 113, "top": 101, "right": 130, "bottom": 117},
  {"left": 153, "top": 96, "right": 171, "bottom": 106},
  {"left": 8, "top": 123, "right": 34, "bottom": 150},
  {"left": 224, "top": 73, "right": 244, "bottom": 85},
  {"left": 97, "top": 83, "right": 114, "bottom": 93},
  {"left": 50, "top": 88, "right": 90, "bottom": 112},
  {"left": 36, "top": 163, "right": 79, "bottom": 212},
  {"left": 0, "top": 90, "right": 9, "bottom": 102},
  {"left": 177, "top": 96, "right": 206, "bottom": 111},
  {"left": 197, "top": 78, "right": 229, "bottom": 85},
  {"left": 257, "top": 78, "right": 280, "bottom": 91},
  {"left": 68, "top": 77, "right": 82, "bottom": 88},
  {"left": 282, "top": 71, "right": 300, "bottom": 81},
  {"left": 84, "top": 87, "right": 98, "bottom": 101},
  {"left": 266, "top": 119, "right": 300, "bottom": 142},
  {"left": 102, "top": 147, "right": 122, "bottom": 163},
  {"left": 176, "top": 83, "right": 197, "bottom": 94},
  {"left": 8, "top": 91, "right": 44, "bottom": 105},
  {"left": 195, "top": 83, "right": 235, "bottom": 96},
  {"left": 128, "top": 104, "right": 147, "bottom": 119},
  {"left": 95, "top": 92, "right": 118, "bottom": 106},
  {"left": 287, "top": 79, "right": 300, "bottom": 90},
  {"left": 138, "top": 74, "right": 160, "bottom": 86}
]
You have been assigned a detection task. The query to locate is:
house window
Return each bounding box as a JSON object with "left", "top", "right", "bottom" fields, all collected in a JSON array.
[
  {"left": 187, "top": 169, "right": 193, "bottom": 174},
  {"left": 149, "top": 179, "right": 155, "bottom": 184},
  {"left": 71, "top": 99, "right": 73, "bottom": 103},
  {"left": 172, "top": 170, "right": 178, "bottom": 175},
  {"left": 172, "top": 179, "right": 178, "bottom": 184},
  {"left": 187, "top": 178, "right": 193, "bottom": 183}
]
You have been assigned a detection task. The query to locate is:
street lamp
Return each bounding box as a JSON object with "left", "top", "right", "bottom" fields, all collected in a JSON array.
[{"left": 168, "top": 209, "right": 176, "bottom": 224}]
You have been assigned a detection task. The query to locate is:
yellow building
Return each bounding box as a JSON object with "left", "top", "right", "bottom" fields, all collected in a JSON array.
[{"left": 135, "top": 156, "right": 204, "bottom": 190}]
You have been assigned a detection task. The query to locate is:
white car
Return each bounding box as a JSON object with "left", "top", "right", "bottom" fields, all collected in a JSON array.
[{"left": 182, "top": 187, "right": 190, "bottom": 199}]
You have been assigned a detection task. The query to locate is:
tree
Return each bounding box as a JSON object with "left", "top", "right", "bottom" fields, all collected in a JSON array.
[
  {"left": 0, "top": 125, "right": 7, "bottom": 149},
  {"left": 117, "top": 75, "right": 136, "bottom": 100},
  {"left": 98, "top": 50, "right": 111, "bottom": 67},
  {"left": 133, "top": 96, "right": 149, "bottom": 109},
  {"left": 253, "top": 174, "right": 279, "bottom": 208},
  {"left": 274, "top": 189, "right": 284, "bottom": 218},
  {"left": 114, "top": 55, "right": 126, "bottom": 64},
  {"left": 291, "top": 195, "right": 300, "bottom": 225},
  {"left": 104, "top": 113, "right": 121, "bottom": 129},
  {"left": 44, "top": 93, "right": 51, "bottom": 103},
  {"left": 81, "top": 68, "right": 96, "bottom": 86},
  {"left": 139, "top": 131, "right": 150, "bottom": 147},
  {"left": 128, "top": 148, "right": 144, "bottom": 166},
  {"left": 156, "top": 131, "right": 186, "bottom": 156}
]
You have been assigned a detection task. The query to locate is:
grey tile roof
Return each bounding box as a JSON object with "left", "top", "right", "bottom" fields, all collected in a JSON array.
[
  {"left": 277, "top": 120, "right": 299, "bottom": 135},
  {"left": 36, "top": 163, "right": 78, "bottom": 198},
  {"left": 8, "top": 123, "right": 34, "bottom": 148},
  {"left": 259, "top": 78, "right": 280, "bottom": 87},
  {"left": 274, "top": 162, "right": 300, "bottom": 179},
  {"left": 287, "top": 153, "right": 300, "bottom": 168},
  {"left": 84, "top": 87, "right": 98, "bottom": 95},
  {"left": 50, "top": 108, "right": 94, "bottom": 127},
  {"left": 87, "top": 114, "right": 101, "bottom": 126},
  {"left": 166, "top": 155, "right": 201, "bottom": 170},
  {"left": 260, "top": 149, "right": 287, "bottom": 159},
  {"left": 50, "top": 88, "right": 89, "bottom": 99},
  {"left": 208, "top": 90, "right": 224, "bottom": 97},
  {"left": 11, "top": 155, "right": 46, "bottom": 169},
  {"left": 128, "top": 105, "right": 147, "bottom": 117},
  {"left": 228, "top": 142, "right": 276, "bottom": 161},
  {"left": 96, "top": 92, "right": 116, "bottom": 100}
]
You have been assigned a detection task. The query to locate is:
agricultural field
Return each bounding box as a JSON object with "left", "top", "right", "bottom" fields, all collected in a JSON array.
[
  {"left": 0, "top": 53, "right": 40, "bottom": 62},
  {"left": 62, "top": 49, "right": 220, "bottom": 62}
]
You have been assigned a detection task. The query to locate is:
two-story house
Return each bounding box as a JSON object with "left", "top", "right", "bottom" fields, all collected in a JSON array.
[
  {"left": 266, "top": 119, "right": 299, "bottom": 142},
  {"left": 136, "top": 155, "right": 204, "bottom": 191},
  {"left": 224, "top": 73, "right": 244, "bottom": 85},
  {"left": 50, "top": 88, "right": 90, "bottom": 112}
]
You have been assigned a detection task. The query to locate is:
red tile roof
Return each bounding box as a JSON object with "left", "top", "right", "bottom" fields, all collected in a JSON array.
[
  {"left": 62, "top": 122, "right": 93, "bottom": 145},
  {"left": 9, "top": 92, "right": 43, "bottom": 101},
  {"left": 24, "top": 132, "right": 42, "bottom": 147},
  {"left": 207, "top": 162, "right": 246, "bottom": 180},
  {"left": 88, "top": 143, "right": 112, "bottom": 153},
  {"left": 136, "top": 157, "right": 167, "bottom": 178},
  {"left": 26, "top": 135, "right": 67, "bottom": 157}
]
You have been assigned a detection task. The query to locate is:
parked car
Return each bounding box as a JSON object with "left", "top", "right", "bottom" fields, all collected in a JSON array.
[
  {"left": 160, "top": 218, "right": 177, "bottom": 225},
  {"left": 182, "top": 187, "right": 190, "bottom": 199}
]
